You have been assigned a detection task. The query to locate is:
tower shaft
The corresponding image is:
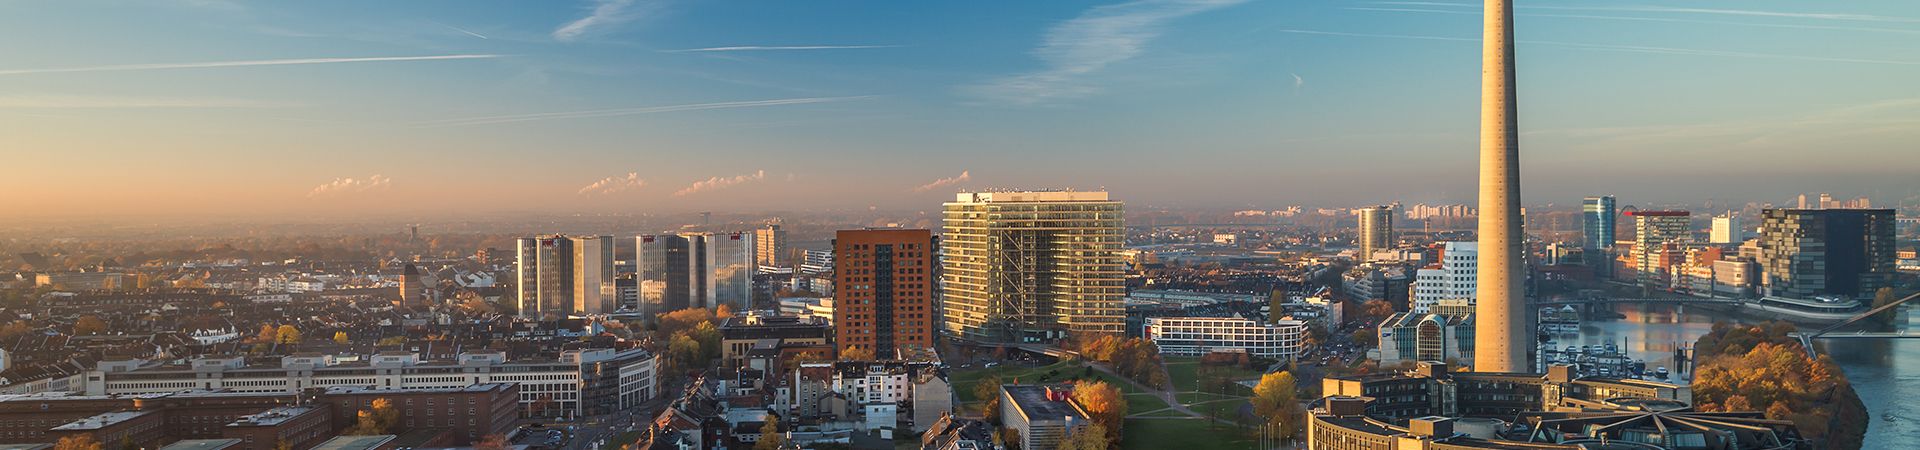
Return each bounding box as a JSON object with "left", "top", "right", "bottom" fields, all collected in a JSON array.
[{"left": 1475, "top": 0, "right": 1528, "bottom": 372}]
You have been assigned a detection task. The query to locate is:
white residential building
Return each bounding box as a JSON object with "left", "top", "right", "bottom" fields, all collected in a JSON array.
[
  {"left": 1143, "top": 316, "right": 1306, "bottom": 360},
  {"left": 1412, "top": 242, "right": 1478, "bottom": 313}
]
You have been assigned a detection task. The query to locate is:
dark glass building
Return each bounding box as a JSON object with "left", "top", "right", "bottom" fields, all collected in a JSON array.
[{"left": 1759, "top": 208, "right": 1897, "bottom": 299}]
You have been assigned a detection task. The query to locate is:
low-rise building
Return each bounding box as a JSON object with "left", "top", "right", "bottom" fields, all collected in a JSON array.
[
  {"left": 221, "top": 406, "right": 330, "bottom": 450},
  {"left": 998, "top": 385, "right": 1088, "bottom": 450},
  {"left": 719, "top": 313, "right": 830, "bottom": 368},
  {"left": 318, "top": 384, "right": 519, "bottom": 445},
  {"left": 1376, "top": 313, "right": 1474, "bottom": 365},
  {"left": 1144, "top": 316, "right": 1306, "bottom": 360}
]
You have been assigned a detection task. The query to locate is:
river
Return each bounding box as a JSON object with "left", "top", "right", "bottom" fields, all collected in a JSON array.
[{"left": 1559, "top": 303, "right": 1914, "bottom": 448}]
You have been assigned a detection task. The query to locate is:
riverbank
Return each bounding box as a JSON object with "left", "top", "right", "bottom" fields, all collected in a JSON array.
[{"left": 1690, "top": 321, "right": 1867, "bottom": 450}]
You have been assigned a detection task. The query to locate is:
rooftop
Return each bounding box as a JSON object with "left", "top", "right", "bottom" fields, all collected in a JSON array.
[
  {"left": 157, "top": 439, "right": 242, "bottom": 450},
  {"left": 322, "top": 383, "right": 514, "bottom": 395},
  {"left": 51, "top": 410, "right": 156, "bottom": 430},
  {"left": 951, "top": 191, "right": 1112, "bottom": 203},
  {"left": 1001, "top": 384, "right": 1086, "bottom": 422},
  {"left": 228, "top": 406, "right": 318, "bottom": 427},
  {"left": 310, "top": 435, "right": 396, "bottom": 450}
]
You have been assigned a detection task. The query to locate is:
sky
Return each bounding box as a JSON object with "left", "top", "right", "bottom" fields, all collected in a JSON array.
[{"left": 2, "top": 0, "right": 1918, "bottom": 219}]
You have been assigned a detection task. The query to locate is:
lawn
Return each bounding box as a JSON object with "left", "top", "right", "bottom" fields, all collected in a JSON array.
[
  {"left": 1164, "top": 357, "right": 1263, "bottom": 396},
  {"left": 1121, "top": 418, "right": 1257, "bottom": 450},
  {"left": 1122, "top": 392, "right": 1170, "bottom": 414},
  {"left": 950, "top": 360, "right": 1145, "bottom": 403}
]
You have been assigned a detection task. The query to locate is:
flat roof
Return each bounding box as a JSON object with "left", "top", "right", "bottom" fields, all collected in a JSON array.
[
  {"left": 1001, "top": 385, "right": 1086, "bottom": 422},
  {"left": 0, "top": 444, "right": 53, "bottom": 450},
  {"left": 322, "top": 383, "right": 513, "bottom": 395},
  {"left": 229, "top": 406, "right": 318, "bottom": 427},
  {"left": 158, "top": 439, "right": 242, "bottom": 450},
  {"left": 311, "top": 435, "right": 395, "bottom": 450},
  {"left": 52, "top": 411, "right": 156, "bottom": 430}
]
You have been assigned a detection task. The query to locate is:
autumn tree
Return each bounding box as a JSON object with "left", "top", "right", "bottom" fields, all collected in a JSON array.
[
  {"left": 333, "top": 331, "right": 350, "bottom": 344},
  {"left": 473, "top": 435, "right": 509, "bottom": 450},
  {"left": 1057, "top": 423, "right": 1111, "bottom": 450},
  {"left": 0, "top": 321, "right": 31, "bottom": 341},
  {"left": 274, "top": 439, "right": 293, "bottom": 450},
  {"left": 668, "top": 334, "right": 703, "bottom": 370},
  {"left": 978, "top": 374, "right": 1004, "bottom": 422},
  {"left": 53, "top": 435, "right": 102, "bottom": 450},
  {"left": 715, "top": 304, "right": 735, "bottom": 320},
  {"left": 276, "top": 324, "right": 302, "bottom": 344},
  {"left": 1359, "top": 299, "right": 1395, "bottom": 323},
  {"left": 656, "top": 308, "right": 716, "bottom": 340},
  {"left": 344, "top": 398, "right": 400, "bottom": 435},
  {"left": 1252, "top": 371, "right": 1305, "bottom": 441},
  {"left": 754, "top": 414, "right": 785, "bottom": 450},
  {"left": 840, "top": 346, "right": 876, "bottom": 361},
  {"left": 1071, "top": 380, "right": 1126, "bottom": 444},
  {"left": 73, "top": 315, "right": 109, "bottom": 335}
]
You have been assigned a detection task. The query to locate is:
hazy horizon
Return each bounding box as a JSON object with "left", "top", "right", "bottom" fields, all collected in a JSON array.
[{"left": 4, "top": 0, "right": 1919, "bottom": 218}]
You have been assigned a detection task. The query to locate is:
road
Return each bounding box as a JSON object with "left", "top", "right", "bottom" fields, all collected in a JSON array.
[{"left": 565, "top": 380, "right": 686, "bottom": 450}]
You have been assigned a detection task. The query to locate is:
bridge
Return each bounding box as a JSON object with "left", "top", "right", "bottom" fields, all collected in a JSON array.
[{"left": 1791, "top": 290, "right": 1920, "bottom": 357}]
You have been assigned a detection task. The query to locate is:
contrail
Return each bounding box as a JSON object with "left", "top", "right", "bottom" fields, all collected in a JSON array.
[
  {"left": 436, "top": 22, "right": 490, "bottom": 40},
  {"left": 0, "top": 54, "right": 503, "bottom": 76},
  {"left": 667, "top": 45, "right": 901, "bottom": 53},
  {"left": 414, "top": 96, "right": 875, "bottom": 127}
]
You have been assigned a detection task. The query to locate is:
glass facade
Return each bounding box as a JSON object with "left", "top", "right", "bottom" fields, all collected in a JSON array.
[{"left": 941, "top": 191, "right": 1125, "bottom": 343}]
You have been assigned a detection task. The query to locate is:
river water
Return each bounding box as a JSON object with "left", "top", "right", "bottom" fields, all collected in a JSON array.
[{"left": 1562, "top": 303, "right": 1915, "bottom": 448}]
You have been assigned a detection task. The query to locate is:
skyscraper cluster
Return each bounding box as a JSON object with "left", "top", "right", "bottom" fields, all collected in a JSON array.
[
  {"left": 516, "top": 235, "right": 616, "bottom": 319},
  {"left": 637, "top": 233, "right": 755, "bottom": 314}
]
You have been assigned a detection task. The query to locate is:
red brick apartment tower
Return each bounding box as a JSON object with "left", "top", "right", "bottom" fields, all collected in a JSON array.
[{"left": 834, "top": 229, "right": 937, "bottom": 359}]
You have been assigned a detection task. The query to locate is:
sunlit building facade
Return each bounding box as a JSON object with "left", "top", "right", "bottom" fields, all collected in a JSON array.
[
  {"left": 516, "top": 235, "right": 615, "bottom": 319},
  {"left": 941, "top": 191, "right": 1125, "bottom": 343}
]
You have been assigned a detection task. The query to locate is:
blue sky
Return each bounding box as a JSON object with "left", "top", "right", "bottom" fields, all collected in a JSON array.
[{"left": 2, "top": 0, "right": 1917, "bottom": 217}]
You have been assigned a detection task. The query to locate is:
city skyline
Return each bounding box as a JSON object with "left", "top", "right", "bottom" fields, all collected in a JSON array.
[{"left": 4, "top": 1, "right": 1920, "bottom": 218}]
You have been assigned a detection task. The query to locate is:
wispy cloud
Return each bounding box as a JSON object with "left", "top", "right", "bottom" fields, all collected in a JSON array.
[
  {"left": 414, "top": 96, "right": 874, "bottom": 127},
  {"left": 1274, "top": 29, "right": 1920, "bottom": 66},
  {"left": 913, "top": 171, "right": 971, "bottom": 192},
  {"left": 308, "top": 175, "right": 391, "bottom": 198},
  {"left": 969, "top": 0, "right": 1246, "bottom": 105},
  {"left": 667, "top": 45, "right": 901, "bottom": 53},
  {"left": 554, "top": 0, "right": 651, "bottom": 42},
  {"left": 0, "top": 55, "right": 501, "bottom": 77},
  {"left": 0, "top": 94, "right": 291, "bottom": 109},
  {"left": 1290, "top": 73, "right": 1304, "bottom": 92},
  {"left": 673, "top": 170, "right": 765, "bottom": 197},
  {"left": 578, "top": 173, "right": 646, "bottom": 195}
]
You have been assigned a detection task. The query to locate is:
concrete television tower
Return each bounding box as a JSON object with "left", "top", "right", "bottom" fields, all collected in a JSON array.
[{"left": 1475, "top": 0, "right": 1528, "bottom": 373}]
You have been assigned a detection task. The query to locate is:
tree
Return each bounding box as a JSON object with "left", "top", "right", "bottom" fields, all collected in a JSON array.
[
  {"left": 840, "top": 346, "right": 876, "bottom": 361},
  {"left": 668, "top": 334, "right": 703, "bottom": 370},
  {"left": 715, "top": 304, "right": 735, "bottom": 320},
  {"left": 1252, "top": 371, "right": 1305, "bottom": 441},
  {"left": 274, "top": 439, "right": 293, "bottom": 450},
  {"left": 1001, "top": 428, "right": 1022, "bottom": 450},
  {"left": 0, "top": 321, "right": 31, "bottom": 341},
  {"left": 333, "top": 331, "right": 350, "bottom": 344},
  {"left": 689, "top": 321, "right": 722, "bottom": 362},
  {"left": 54, "top": 435, "right": 102, "bottom": 450},
  {"left": 276, "top": 324, "right": 302, "bottom": 344},
  {"left": 1070, "top": 380, "right": 1126, "bottom": 444},
  {"left": 345, "top": 398, "right": 400, "bottom": 435},
  {"left": 1057, "top": 423, "right": 1111, "bottom": 450},
  {"left": 978, "top": 374, "right": 1004, "bottom": 422},
  {"left": 473, "top": 435, "right": 509, "bottom": 450},
  {"left": 1351, "top": 328, "right": 1378, "bottom": 347},
  {"left": 1360, "top": 300, "right": 1395, "bottom": 323},
  {"left": 754, "top": 414, "right": 785, "bottom": 450},
  {"left": 73, "top": 315, "right": 108, "bottom": 335}
]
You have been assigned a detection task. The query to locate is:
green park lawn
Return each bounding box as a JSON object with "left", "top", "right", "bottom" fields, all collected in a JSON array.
[{"left": 1121, "top": 418, "right": 1258, "bottom": 450}]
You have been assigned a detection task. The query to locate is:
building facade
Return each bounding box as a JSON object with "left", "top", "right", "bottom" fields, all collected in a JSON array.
[
  {"left": 941, "top": 191, "right": 1126, "bottom": 343},
  {"left": 1412, "top": 242, "right": 1477, "bottom": 314},
  {"left": 516, "top": 235, "right": 615, "bottom": 319},
  {"left": 755, "top": 224, "right": 788, "bottom": 270},
  {"left": 1581, "top": 196, "right": 1616, "bottom": 267},
  {"left": 834, "top": 229, "right": 938, "bottom": 359},
  {"left": 1143, "top": 316, "right": 1305, "bottom": 360},
  {"left": 637, "top": 233, "right": 756, "bottom": 314},
  {"left": 1626, "top": 211, "right": 1692, "bottom": 286},
  {"left": 1356, "top": 205, "right": 1395, "bottom": 261},
  {"left": 1376, "top": 313, "right": 1474, "bottom": 365},
  {"left": 1759, "top": 208, "right": 1897, "bottom": 299}
]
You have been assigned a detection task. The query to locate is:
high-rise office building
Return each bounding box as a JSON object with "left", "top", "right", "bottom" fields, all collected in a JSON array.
[
  {"left": 1710, "top": 213, "right": 1741, "bottom": 244},
  {"left": 516, "top": 235, "right": 615, "bottom": 319},
  {"left": 942, "top": 191, "right": 1125, "bottom": 343},
  {"left": 1627, "top": 211, "right": 1692, "bottom": 286},
  {"left": 1475, "top": 0, "right": 1527, "bottom": 373},
  {"left": 1356, "top": 205, "right": 1395, "bottom": 261},
  {"left": 755, "top": 223, "right": 788, "bottom": 270},
  {"left": 1412, "top": 242, "right": 1477, "bottom": 314},
  {"left": 637, "top": 232, "right": 757, "bottom": 314},
  {"left": 833, "top": 229, "right": 938, "bottom": 359},
  {"left": 1582, "top": 196, "right": 1616, "bottom": 258},
  {"left": 1759, "top": 209, "right": 1897, "bottom": 299}
]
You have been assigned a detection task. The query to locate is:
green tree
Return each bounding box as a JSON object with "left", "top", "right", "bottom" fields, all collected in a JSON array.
[{"left": 668, "top": 334, "right": 703, "bottom": 370}]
